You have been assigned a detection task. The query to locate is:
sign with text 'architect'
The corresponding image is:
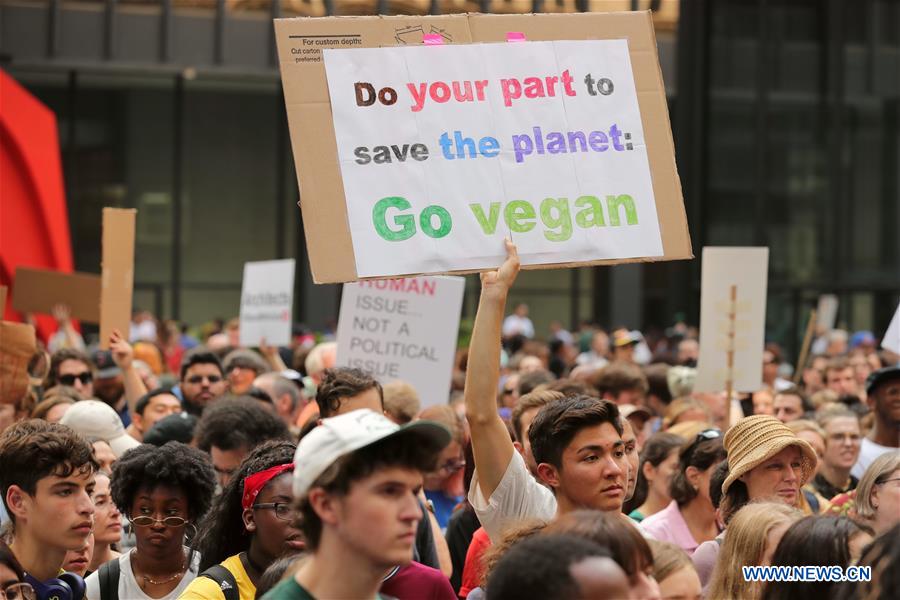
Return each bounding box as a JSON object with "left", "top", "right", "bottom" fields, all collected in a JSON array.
[
  {"left": 275, "top": 13, "right": 692, "bottom": 282},
  {"left": 336, "top": 276, "right": 465, "bottom": 407}
]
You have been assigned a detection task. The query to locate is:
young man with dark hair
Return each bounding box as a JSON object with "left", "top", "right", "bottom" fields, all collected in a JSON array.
[
  {"left": 195, "top": 396, "right": 292, "bottom": 486},
  {"left": 45, "top": 349, "right": 94, "bottom": 400},
  {"left": 464, "top": 241, "right": 632, "bottom": 541},
  {"left": 315, "top": 367, "right": 384, "bottom": 418},
  {"left": 0, "top": 420, "right": 98, "bottom": 585},
  {"left": 852, "top": 366, "right": 900, "bottom": 478},
  {"left": 592, "top": 361, "right": 649, "bottom": 406},
  {"left": 179, "top": 349, "right": 227, "bottom": 415},
  {"left": 125, "top": 388, "right": 183, "bottom": 441},
  {"left": 261, "top": 409, "right": 451, "bottom": 600},
  {"left": 773, "top": 387, "right": 813, "bottom": 423}
]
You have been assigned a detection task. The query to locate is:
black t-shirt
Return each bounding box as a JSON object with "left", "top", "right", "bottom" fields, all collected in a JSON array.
[{"left": 445, "top": 506, "right": 480, "bottom": 593}]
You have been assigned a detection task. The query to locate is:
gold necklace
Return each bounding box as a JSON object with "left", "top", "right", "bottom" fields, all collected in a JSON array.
[{"left": 133, "top": 550, "right": 187, "bottom": 587}]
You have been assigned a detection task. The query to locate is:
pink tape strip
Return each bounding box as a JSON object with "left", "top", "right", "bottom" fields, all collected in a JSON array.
[
  {"left": 506, "top": 32, "right": 526, "bottom": 42},
  {"left": 423, "top": 34, "right": 445, "bottom": 45}
]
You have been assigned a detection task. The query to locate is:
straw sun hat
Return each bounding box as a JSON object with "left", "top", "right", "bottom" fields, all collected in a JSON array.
[{"left": 722, "top": 415, "right": 818, "bottom": 494}]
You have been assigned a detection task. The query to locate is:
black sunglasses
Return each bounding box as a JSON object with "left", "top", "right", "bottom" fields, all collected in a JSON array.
[
  {"left": 681, "top": 428, "right": 722, "bottom": 463},
  {"left": 59, "top": 372, "right": 92, "bottom": 386}
]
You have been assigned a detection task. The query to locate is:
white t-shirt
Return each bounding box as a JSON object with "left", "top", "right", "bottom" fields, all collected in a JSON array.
[
  {"left": 468, "top": 451, "right": 556, "bottom": 542},
  {"left": 851, "top": 437, "right": 897, "bottom": 479},
  {"left": 85, "top": 549, "right": 201, "bottom": 600}
]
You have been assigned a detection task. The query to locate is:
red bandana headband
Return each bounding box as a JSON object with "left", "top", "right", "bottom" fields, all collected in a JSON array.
[{"left": 241, "top": 463, "right": 294, "bottom": 511}]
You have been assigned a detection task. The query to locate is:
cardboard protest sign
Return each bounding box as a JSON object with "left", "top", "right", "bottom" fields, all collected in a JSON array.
[
  {"left": 239, "top": 259, "right": 296, "bottom": 347},
  {"left": 816, "top": 294, "right": 839, "bottom": 332},
  {"left": 694, "top": 247, "right": 769, "bottom": 394},
  {"left": 1, "top": 283, "right": 36, "bottom": 405},
  {"left": 275, "top": 12, "right": 691, "bottom": 283},
  {"left": 12, "top": 268, "right": 102, "bottom": 323},
  {"left": 100, "top": 208, "right": 136, "bottom": 349},
  {"left": 335, "top": 276, "right": 465, "bottom": 407},
  {"left": 883, "top": 301, "right": 900, "bottom": 355}
]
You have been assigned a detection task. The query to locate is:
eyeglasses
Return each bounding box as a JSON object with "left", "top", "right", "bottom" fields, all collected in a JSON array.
[
  {"left": 682, "top": 429, "right": 721, "bottom": 463},
  {"left": 252, "top": 502, "right": 297, "bottom": 522},
  {"left": 435, "top": 460, "right": 466, "bottom": 474},
  {"left": 185, "top": 374, "right": 223, "bottom": 385},
  {"left": 875, "top": 477, "right": 900, "bottom": 486},
  {"left": 1, "top": 583, "right": 37, "bottom": 600},
  {"left": 129, "top": 515, "right": 189, "bottom": 528},
  {"left": 59, "top": 372, "right": 92, "bottom": 386}
]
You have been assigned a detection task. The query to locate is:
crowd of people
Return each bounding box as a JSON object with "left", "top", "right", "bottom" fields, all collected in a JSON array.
[{"left": 0, "top": 240, "right": 898, "bottom": 600}]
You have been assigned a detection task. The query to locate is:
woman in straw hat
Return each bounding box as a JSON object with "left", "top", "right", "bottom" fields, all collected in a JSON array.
[{"left": 719, "top": 415, "right": 821, "bottom": 522}]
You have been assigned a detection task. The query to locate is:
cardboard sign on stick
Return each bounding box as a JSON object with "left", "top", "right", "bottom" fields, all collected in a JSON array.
[
  {"left": 883, "top": 301, "right": 900, "bottom": 355},
  {"left": 335, "top": 276, "right": 465, "bottom": 408},
  {"left": 239, "top": 259, "right": 296, "bottom": 348},
  {"left": 694, "top": 247, "right": 769, "bottom": 394},
  {"left": 100, "top": 208, "right": 136, "bottom": 349},
  {"left": 275, "top": 12, "right": 692, "bottom": 282},
  {"left": 816, "top": 294, "right": 839, "bottom": 332},
  {"left": 12, "top": 268, "right": 102, "bottom": 323}
]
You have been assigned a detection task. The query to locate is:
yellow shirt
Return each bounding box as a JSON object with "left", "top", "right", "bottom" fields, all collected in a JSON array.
[{"left": 178, "top": 554, "right": 256, "bottom": 600}]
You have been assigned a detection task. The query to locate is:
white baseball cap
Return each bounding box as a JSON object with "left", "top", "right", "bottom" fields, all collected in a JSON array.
[
  {"left": 292, "top": 409, "right": 450, "bottom": 498},
  {"left": 60, "top": 400, "right": 141, "bottom": 458}
]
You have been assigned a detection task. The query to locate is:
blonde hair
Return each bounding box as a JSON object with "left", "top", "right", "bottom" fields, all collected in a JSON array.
[
  {"left": 706, "top": 502, "right": 802, "bottom": 600},
  {"left": 663, "top": 397, "right": 711, "bottom": 429},
  {"left": 649, "top": 540, "right": 694, "bottom": 585},
  {"left": 665, "top": 419, "right": 714, "bottom": 441},
  {"left": 786, "top": 419, "right": 826, "bottom": 440},
  {"left": 854, "top": 450, "right": 900, "bottom": 521},
  {"left": 382, "top": 380, "right": 421, "bottom": 425}
]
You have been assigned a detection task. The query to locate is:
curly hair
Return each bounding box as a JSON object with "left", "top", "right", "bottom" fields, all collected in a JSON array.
[
  {"left": 194, "top": 440, "right": 297, "bottom": 571},
  {"left": 44, "top": 349, "right": 92, "bottom": 388},
  {"left": 315, "top": 368, "right": 382, "bottom": 418},
  {"left": 194, "top": 396, "right": 291, "bottom": 453},
  {"left": 110, "top": 442, "right": 216, "bottom": 523}
]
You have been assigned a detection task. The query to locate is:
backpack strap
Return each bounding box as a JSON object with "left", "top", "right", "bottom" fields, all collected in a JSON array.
[
  {"left": 199, "top": 564, "right": 239, "bottom": 600},
  {"left": 98, "top": 559, "right": 121, "bottom": 600}
]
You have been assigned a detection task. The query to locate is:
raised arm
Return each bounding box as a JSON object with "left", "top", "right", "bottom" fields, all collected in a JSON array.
[
  {"left": 109, "top": 330, "right": 148, "bottom": 417},
  {"left": 465, "top": 239, "right": 520, "bottom": 500}
]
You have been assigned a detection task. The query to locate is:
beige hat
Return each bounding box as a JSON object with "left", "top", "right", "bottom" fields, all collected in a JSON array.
[{"left": 722, "top": 414, "right": 817, "bottom": 494}]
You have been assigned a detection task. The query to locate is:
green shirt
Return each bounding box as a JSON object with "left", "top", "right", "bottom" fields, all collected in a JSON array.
[{"left": 260, "top": 577, "right": 393, "bottom": 600}]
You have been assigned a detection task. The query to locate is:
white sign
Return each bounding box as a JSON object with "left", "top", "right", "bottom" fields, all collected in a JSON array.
[
  {"left": 336, "top": 276, "right": 465, "bottom": 407},
  {"left": 694, "top": 247, "right": 769, "bottom": 393},
  {"left": 323, "top": 41, "right": 663, "bottom": 278},
  {"left": 239, "top": 259, "right": 295, "bottom": 347},
  {"left": 816, "top": 294, "right": 839, "bottom": 332},
  {"left": 883, "top": 301, "right": 900, "bottom": 355}
]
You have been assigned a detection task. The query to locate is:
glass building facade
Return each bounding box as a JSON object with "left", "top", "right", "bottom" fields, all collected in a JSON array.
[{"left": 2, "top": 0, "right": 897, "bottom": 358}]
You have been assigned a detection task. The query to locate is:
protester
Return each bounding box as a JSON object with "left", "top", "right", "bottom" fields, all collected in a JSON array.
[
  {"left": 223, "top": 350, "right": 271, "bottom": 396},
  {"left": 773, "top": 387, "right": 811, "bottom": 423},
  {"left": 87, "top": 472, "right": 121, "bottom": 574},
  {"left": 838, "top": 523, "right": 900, "bottom": 600},
  {"left": 126, "top": 389, "right": 183, "bottom": 442},
  {"left": 705, "top": 502, "right": 803, "bottom": 600},
  {"left": 252, "top": 373, "right": 303, "bottom": 430},
  {"left": 44, "top": 349, "right": 94, "bottom": 400},
  {"left": 418, "top": 405, "right": 467, "bottom": 530},
  {"left": 640, "top": 429, "right": 725, "bottom": 552},
  {"left": 179, "top": 350, "right": 227, "bottom": 416},
  {"left": 29, "top": 396, "right": 75, "bottom": 423},
  {"left": 194, "top": 397, "right": 291, "bottom": 487},
  {"left": 826, "top": 358, "right": 859, "bottom": 397},
  {"left": 852, "top": 367, "right": 900, "bottom": 478},
  {"left": 464, "top": 242, "right": 628, "bottom": 541},
  {"left": 501, "top": 303, "right": 534, "bottom": 340},
  {"left": 142, "top": 413, "right": 198, "bottom": 447},
  {"left": 60, "top": 400, "right": 141, "bottom": 463},
  {"left": 720, "top": 415, "right": 819, "bottom": 518},
  {"left": 62, "top": 535, "right": 94, "bottom": 577},
  {"left": 315, "top": 367, "right": 383, "bottom": 418},
  {"left": 543, "top": 510, "right": 660, "bottom": 599},
  {"left": 852, "top": 450, "right": 900, "bottom": 536},
  {"left": 592, "top": 362, "right": 649, "bottom": 407},
  {"left": 86, "top": 442, "right": 216, "bottom": 600},
  {"left": 626, "top": 432, "right": 684, "bottom": 522},
  {"left": 786, "top": 419, "right": 826, "bottom": 466},
  {"left": 649, "top": 540, "right": 701, "bottom": 600},
  {"left": 259, "top": 409, "right": 450, "bottom": 599},
  {"left": 484, "top": 534, "right": 628, "bottom": 600},
  {"left": 761, "top": 515, "right": 873, "bottom": 600},
  {"left": 183, "top": 441, "right": 302, "bottom": 599},
  {"left": 812, "top": 409, "right": 862, "bottom": 499},
  {"left": 381, "top": 380, "right": 421, "bottom": 425},
  {"left": 0, "top": 541, "right": 35, "bottom": 600}
]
